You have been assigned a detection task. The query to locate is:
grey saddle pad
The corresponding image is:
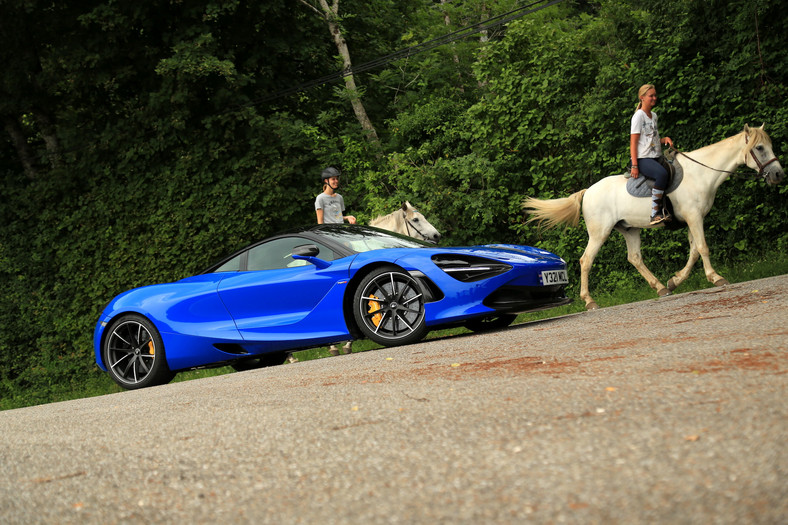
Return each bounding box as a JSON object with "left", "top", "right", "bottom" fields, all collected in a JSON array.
[{"left": 625, "top": 157, "right": 684, "bottom": 197}]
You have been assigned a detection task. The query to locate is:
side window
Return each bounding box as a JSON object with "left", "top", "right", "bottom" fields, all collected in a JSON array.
[
  {"left": 246, "top": 237, "right": 336, "bottom": 271},
  {"left": 213, "top": 254, "right": 242, "bottom": 273}
]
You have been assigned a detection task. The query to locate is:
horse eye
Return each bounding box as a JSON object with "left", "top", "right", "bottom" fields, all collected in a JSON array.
[
  {"left": 756, "top": 145, "right": 764, "bottom": 151},
  {"left": 413, "top": 218, "right": 419, "bottom": 222}
]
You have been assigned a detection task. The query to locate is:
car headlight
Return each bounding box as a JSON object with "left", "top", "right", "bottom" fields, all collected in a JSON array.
[{"left": 432, "top": 254, "right": 512, "bottom": 282}]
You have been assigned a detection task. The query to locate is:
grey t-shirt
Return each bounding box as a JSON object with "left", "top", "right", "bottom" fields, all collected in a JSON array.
[{"left": 315, "top": 193, "right": 345, "bottom": 224}]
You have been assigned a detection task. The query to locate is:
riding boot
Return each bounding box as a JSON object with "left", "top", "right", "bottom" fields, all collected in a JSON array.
[{"left": 650, "top": 188, "right": 666, "bottom": 225}]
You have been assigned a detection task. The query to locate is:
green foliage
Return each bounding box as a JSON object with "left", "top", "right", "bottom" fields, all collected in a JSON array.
[{"left": 1, "top": 0, "right": 787, "bottom": 409}]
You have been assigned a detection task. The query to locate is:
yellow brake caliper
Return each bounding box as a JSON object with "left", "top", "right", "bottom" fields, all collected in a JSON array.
[
  {"left": 368, "top": 294, "right": 383, "bottom": 327},
  {"left": 147, "top": 341, "right": 155, "bottom": 355}
]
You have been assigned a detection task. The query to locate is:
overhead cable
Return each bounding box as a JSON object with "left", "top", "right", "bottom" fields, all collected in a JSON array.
[{"left": 234, "top": 0, "right": 566, "bottom": 109}]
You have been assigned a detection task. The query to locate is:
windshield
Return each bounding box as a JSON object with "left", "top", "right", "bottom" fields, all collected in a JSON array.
[{"left": 314, "top": 225, "right": 431, "bottom": 253}]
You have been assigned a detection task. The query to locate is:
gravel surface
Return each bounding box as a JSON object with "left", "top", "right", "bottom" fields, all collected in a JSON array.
[{"left": 1, "top": 274, "right": 786, "bottom": 524}]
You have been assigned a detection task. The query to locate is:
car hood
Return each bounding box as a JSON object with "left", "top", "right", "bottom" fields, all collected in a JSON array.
[
  {"left": 467, "top": 244, "right": 565, "bottom": 262},
  {"left": 427, "top": 244, "right": 565, "bottom": 264}
]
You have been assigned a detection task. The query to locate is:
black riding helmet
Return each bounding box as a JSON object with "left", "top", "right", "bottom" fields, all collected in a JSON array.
[{"left": 321, "top": 167, "right": 341, "bottom": 184}]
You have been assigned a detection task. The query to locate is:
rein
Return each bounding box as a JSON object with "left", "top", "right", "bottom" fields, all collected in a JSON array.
[{"left": 674, "top": 136, "right": 778, "bottom": 181}]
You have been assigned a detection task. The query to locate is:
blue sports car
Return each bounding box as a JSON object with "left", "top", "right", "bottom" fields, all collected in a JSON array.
[{"left": 95, "top": 224, "right": 570, "bottom": 389}]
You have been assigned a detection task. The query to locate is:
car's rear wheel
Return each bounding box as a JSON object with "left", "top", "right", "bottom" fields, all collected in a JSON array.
[
  {"left": 464, "top": 314, "right": 518, "bottom": 332},
  {"left": 103, "top": 314, "right": 175, "bottom": 389},
  {"left": 353, "top": 266, "right": 427, "bottom": 346},
  {"left": 231, "top": 352, "right": 288, "bottom": 372}
]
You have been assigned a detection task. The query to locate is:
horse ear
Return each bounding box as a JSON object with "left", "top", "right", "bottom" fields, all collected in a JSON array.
[
  {"left": 760, "top": 123, "right": 765, "bottom": 130},
  {"left": 400, "top": 202, "right": 408, "bottom": 212},
  {"left": 743, "top": 124, "right": 750, "bottom": 134}
]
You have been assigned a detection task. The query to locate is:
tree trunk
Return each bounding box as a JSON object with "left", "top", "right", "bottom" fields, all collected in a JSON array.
[
  {"left": 3, "top": 115, "right": 38, "bottom": 180},
  {"left": 34, "top": 110, "right": 62, "bottom": 170},
  {"left": 440, "top": 0, "right": 464, "bottom": 91},
  {"left": 300, "top": 0, "right": 379, "bottom": 143}
]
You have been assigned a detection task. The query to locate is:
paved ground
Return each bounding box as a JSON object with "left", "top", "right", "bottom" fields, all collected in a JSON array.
[{"left": 1, "top": 275, "right": 786, "bottom": 524}]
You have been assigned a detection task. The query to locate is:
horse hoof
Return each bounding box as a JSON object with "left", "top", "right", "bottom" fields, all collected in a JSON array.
[
  {"left": 713, "top": 278, "right": 730, "bottom": 287},
  {"left": 657, "top": 287, "right": 671, "bottom": 297},
  {"left": 667, "top": 277, "right": 678, "bottom": 292},
  {"left": 586, "top": 301, "right": 599, "bottom": 310}
]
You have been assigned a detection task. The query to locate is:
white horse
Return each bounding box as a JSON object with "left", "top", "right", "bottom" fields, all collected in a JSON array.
[
  {"left": 523, "top": 124, "right": 784, "bottom": 310},
  {"left": 370, "top": 201, "right": 441, "bottom": 243}
]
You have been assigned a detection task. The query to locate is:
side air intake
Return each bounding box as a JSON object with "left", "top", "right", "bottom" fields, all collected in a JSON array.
[{"left": 432, "top": 254, "right": 512, "bottom": 282}]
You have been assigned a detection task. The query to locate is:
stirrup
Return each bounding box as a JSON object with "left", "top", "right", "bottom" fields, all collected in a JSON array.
[{"left": 649, "top": 214, "right": 665, "bottom": 225}]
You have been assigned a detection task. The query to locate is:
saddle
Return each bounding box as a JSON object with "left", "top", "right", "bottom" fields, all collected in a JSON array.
[{"left": 624, "top": 149, "right": 683, "bottom": 198}]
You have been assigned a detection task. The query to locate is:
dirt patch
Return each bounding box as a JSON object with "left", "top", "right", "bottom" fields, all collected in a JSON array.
[
  {"left": 335, "top": 355, "right": 635, "bottom": 384},
  {"left": 418, "top": 356, "right": 581, "bottom": 380},
  {"left": 587, "top": 338, "right": 661, "bottom": 351},
  {"left": 663, "top": 348, "right": 787, "bottom": 375},
  {"left": 676, "top": 288, "right": 780, "bottom": 314}
]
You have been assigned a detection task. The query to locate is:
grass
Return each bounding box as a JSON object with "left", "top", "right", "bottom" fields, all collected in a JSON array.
[{"left": 3, "top": 250, "right": 786, "bottom": 410}]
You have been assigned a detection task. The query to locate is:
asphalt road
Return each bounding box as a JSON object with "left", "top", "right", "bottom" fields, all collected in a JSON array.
[{"left": 1, "top": 275, "right": 786, "bottom": 524}]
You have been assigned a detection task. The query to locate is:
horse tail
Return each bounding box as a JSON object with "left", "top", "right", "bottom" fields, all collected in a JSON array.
[{"left": 522, "top": 189, "right": 587, "bottom": 229}]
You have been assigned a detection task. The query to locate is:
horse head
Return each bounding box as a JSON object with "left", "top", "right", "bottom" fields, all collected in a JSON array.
[
  {"left": 401, "top": 201, "right": 441, "bottom": 243},
  {"left": 743, "top": 124, "right": 785, "bottom": 185}
]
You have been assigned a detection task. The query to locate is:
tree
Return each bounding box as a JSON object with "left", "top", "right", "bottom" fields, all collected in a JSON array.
[
  {"left": 0, "top": 1, "right": 73, "bottom": 179},
  {"left": 296, "top": 0, "right": 380, "bottom": 143}
]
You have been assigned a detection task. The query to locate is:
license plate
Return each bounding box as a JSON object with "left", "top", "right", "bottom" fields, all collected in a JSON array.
[{"left": 541, "top": 269, "right": 568, "bottom": 285}]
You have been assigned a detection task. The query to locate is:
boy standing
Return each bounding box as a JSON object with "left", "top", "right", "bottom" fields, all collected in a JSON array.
[
  {"left": 315, "top": 167, "right": 355, "bottom": 356},
  {"left": 315, "top": 167, "right": 356, "bottom": 225}
]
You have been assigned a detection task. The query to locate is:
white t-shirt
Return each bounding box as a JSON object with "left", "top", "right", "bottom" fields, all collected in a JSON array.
[
  {"left": 630, "top": 109, "right": 663, "bottom": 159},
  {"left": 314, "top": 193, "right": 345, "bottom": 224}
]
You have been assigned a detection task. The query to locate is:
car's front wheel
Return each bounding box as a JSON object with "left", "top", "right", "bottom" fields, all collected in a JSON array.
[
  {"left": 353, "top": 266, "right": 427, "bottom": 346},
  {"left": 102, "top": 314, "right": 175, "bottom": 389}
]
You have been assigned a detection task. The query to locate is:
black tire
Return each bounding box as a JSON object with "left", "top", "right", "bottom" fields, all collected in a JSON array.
[
  {"left": 464, "top": 314, "right": 518, "bottom": 333},
  {"left": 231, "top": 352, "right": 288, "bottom": 372},
  {"left": 102, "top": 314, "right": 175, "bottom": 389},
  {"left": 353, "top": 266, "right": 427, "bottom": 346}
]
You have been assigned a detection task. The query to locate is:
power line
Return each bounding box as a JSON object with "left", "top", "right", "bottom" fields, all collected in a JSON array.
[
  {"left": 233, "top": 0, "right": 566, "bottom": 109},
  {"left": 49, "top": 0, "right": 566, "bottom": 158}
]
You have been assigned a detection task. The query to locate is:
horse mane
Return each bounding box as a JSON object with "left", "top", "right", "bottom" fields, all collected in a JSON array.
[
  {"left": 743, "top": 125, "right": 771, "bottom": 155},
  {"left": 692, "top": 125, "right": 771, "bottom": 159},
  {"left": 370, "top": 201, "right": 415, "bottom": 226}
]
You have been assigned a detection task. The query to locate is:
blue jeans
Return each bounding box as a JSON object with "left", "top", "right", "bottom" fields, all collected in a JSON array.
[{"left": 637, "top": 157, "right": 669, "bottom": 190}]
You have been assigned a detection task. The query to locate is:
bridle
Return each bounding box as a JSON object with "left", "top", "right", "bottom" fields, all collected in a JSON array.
[
  {"left": 743, "top": 132, "right": 780, "bottom": 177},
  {"left": 402, "top": 211, "right": 436, "bottom": 243},
  {"left": 675, "top": 134, "right": 779, "bottom": 181}
]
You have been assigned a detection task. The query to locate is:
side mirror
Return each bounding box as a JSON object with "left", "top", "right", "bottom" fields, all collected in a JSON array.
[{"left": 291, "top": 244, "right": 331, "bottom": 269}]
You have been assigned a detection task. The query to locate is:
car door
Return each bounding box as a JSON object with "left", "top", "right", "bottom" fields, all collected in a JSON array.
[{"left": 216, "top": 236, "right": 350, "bottom": 342}]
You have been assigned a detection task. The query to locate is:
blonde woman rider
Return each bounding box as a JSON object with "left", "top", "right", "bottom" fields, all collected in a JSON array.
[{"left": 630, "top": 84, "right": 674, "bottom": 224}]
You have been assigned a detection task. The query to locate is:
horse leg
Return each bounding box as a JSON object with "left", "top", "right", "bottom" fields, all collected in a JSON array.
[
  {"left": 578, "top": 228, "right": 612, "bottom": 310},
  {"left": 616, "top": 226, "right": 670, "bottom": 296},
  {"left": 667, "top": 230, "right": 701, "bottom": 292},
  {"left": 684, "top": 215, "right": 729, "bottom": 287}
]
